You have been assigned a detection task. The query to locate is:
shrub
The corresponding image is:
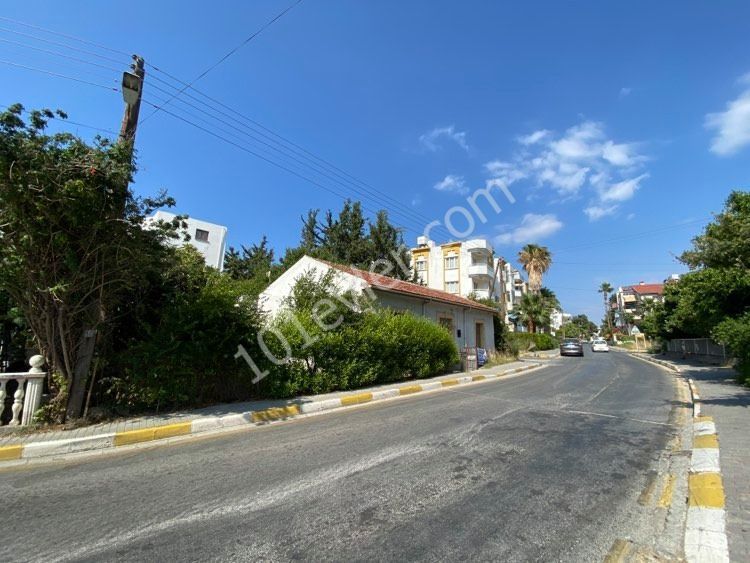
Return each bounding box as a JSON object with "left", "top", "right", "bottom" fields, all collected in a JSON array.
[
  {"left": 506, "top": 332, "right": 559, "bottom": 352},
  {"left": 101, "top": 247, "right": 267, "bottom": 412},
  {"left": 260, "top": 273, "right": 458, "bottom": 398},
  {"left": 712, "top": 313, "right": 750, "bottom": 385}
]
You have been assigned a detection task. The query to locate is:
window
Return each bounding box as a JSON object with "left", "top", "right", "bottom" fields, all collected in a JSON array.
[
  {"left": 444, "top": 255, "right": 458, "bottom": 270},
  {"left": 438, "top": 317, "right": 454, "bottom": 333},
  {"left": 195, "top": 228, "right": 210, "bottom": 242},
  {"left": 415, "top": 258, "right": 427, "bottom": 272},
  {"left": 445, "top": 280, "right": 459, "bottom": 293}
]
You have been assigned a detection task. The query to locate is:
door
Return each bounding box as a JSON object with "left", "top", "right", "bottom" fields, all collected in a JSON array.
[{"left": 475, "top": 322, "right": 484, "bottom": 348}]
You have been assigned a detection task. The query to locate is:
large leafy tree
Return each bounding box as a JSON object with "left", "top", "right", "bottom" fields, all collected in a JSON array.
[
  {"left": 681, "top": 191, "right": 750, "bottom": 269},
  {"left": 518, "top": 244, "right": 552, "bottom": 293},
  {"left": 272, "top": 201, "right": 413, "bottom": 279},
  {"left": 0, "top": 104, "right": 177, "bottom": 420}
]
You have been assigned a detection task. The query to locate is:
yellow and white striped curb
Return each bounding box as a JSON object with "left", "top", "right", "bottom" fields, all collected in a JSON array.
[
  {"left": 685, "top": 378, "right": 729, "bottom": 563},
  {"left": 0, "top": 363, "right": 546, "bottom": 465}
]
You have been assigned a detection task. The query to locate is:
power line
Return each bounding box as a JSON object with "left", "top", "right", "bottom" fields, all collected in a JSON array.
[
  {"left": 0, "top": 17, "right": 449, "bottom": 238},
  {"left": 141, "top": 98, "right": 427, "bottom": 238},
  {"left": 0, "top": 15, "right": 131, "bottom": 57},
  {"left": 140, "top": 0, "right": 303, "bottom": 124},
  {"left": 0, "top": 59, "right": 119, "bottom": 91},
  {"left": 553, "top": 218, "right": 708, "bottom": 254},
  {"left": 145, "top": 80, "right": 441, "bottom": 233},
  {"left": 0, "top": 36, "right": 122, "bottom": 73},
  {"left": 0, "top": 26, "right": 127, "bottom": 65},
  {"left": 0, "top": 103, "right": 117, "bottom": 135},
  {"left": 146, "top": 66, "right": 453, "bottom": 238}
]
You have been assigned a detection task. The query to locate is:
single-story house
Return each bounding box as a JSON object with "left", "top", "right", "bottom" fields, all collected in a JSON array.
[{"left": 259, "top": 256, "right": 497, "bottom": 352}]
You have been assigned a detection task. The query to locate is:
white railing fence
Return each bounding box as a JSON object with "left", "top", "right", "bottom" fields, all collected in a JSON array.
[
  {"left": 666, "top": 338, "right": 727, "bottom": 360},
  {"left": 0, "top": 355, "right": 46, "bottom": 426}
]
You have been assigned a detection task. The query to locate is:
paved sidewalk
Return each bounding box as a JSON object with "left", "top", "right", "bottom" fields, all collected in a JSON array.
[
  {"left": 660, "top": 357, "right": 750, "bottom": 562},
  {"left": 0, "top": 359, "right": 534, "bottom": 448}
]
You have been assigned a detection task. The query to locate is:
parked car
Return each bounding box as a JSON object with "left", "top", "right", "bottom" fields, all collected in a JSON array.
[
  {"left": 477, "top": 348, "right": 488, "bottom": 367},
  {"left": 560, "top": 338, "right": 584, "bottom": 357},
  {"left": 591, "top": 338, "right": 609, "bottom": 352}
]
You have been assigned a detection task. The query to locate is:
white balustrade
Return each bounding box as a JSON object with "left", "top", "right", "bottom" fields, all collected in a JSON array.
[{"left": 0, "top": 355, "right": 47, "bottom": 426}]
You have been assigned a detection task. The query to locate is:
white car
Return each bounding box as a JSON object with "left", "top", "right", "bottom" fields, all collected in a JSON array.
[{"left": 591, "top": 339, "right": 609, "bottom": 352}]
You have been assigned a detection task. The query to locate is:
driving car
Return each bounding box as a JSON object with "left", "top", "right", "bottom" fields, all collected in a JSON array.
[
  {"left": 560, "top": 338, "right": 584, "bottom": 357},
  {"left": 591, "top": 338, "right": 609, "bottom": 352}
]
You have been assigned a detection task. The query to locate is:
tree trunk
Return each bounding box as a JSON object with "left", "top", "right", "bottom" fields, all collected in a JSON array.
[{"left": 65, "top": 328, "right": 97, "bottom": 420}]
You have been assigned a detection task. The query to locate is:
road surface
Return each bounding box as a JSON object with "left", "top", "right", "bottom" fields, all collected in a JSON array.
[{"left": 1, "top": 351, "right": 681, "bottom": 562}]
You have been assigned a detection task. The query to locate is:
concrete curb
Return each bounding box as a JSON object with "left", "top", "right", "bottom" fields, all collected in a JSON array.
[
  {"left": 0, "top": 362, "right": 547, "bottom": 466},
  {"left": 685, "top": 379, "right": 729, "bottom": 563},
  {"left": 624, "top": 351, "right": 730, "bottom": 561},
  {"left": 625, "top": 351, "right": 682, "bottom": 374}
]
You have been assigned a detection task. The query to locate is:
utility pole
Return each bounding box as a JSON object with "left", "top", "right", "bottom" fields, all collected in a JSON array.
[
  {"left": 65, "top": 55, "right": 145, "bottom": 421},
  {"left": 119, "top": 55, "right": 145, "bottom": 147},
  {"left": 489, "top": 256, "right": 508, "bottom": 327}
]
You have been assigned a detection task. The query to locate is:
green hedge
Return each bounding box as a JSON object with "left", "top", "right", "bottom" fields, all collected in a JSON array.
[
  {"left": 505, "top": 332, "right": 559, "bottom": 352},
  {"left": 713, "top": 313, "right": 750, "bottom": 385},
  {"left": 260, "top": 308, "right": 459, "bottom": 399}
]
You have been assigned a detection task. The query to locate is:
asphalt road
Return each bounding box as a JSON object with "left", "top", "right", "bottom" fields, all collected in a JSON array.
[{"left": 1, "top": 351, "right": 679, "bottom": 562}]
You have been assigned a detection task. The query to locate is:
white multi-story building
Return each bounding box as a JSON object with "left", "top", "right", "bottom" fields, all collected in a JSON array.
[
  {"left": 149, "top": 211, "right": 228, "bottom": 271},
  {"left": 410, "top": 236, "right": 528, "bottom": 330}
]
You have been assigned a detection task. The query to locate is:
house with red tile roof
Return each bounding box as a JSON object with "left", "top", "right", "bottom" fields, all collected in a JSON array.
[
  {"left": 614, "top": 281, "right": 666, "bottom": 331},
  {"left": 259, "top": 255, "right": 496, "bottom": 352}
]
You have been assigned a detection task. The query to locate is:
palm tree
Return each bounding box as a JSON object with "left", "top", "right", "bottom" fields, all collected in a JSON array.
[
  {"left": 518, "top": 244, "right": 552, "bottom": 293},
  {"left": 598, "top": 282, "right": 613, "bottom": 335},
  {"left": 514, "top": 290, "right": 557, "bottom": 333}
]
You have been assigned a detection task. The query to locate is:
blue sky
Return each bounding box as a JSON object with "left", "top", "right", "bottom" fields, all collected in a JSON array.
[{"left": 2, "top": 1, "right": 750, "bottom": 320}]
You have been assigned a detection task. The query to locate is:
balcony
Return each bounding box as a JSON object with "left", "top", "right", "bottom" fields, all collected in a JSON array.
[
  {"left": 464, "top": 239, "right": 493, "bottom": 253},
  {"left": 468, "top": 263, "right": 494, "bottom": 277}
]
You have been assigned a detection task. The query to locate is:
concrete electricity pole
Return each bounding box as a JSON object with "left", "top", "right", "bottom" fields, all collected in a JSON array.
[
  {"left": 66, "top": 55, "right": 146, "bottom": 420},
  {"left": 119, "top": 55, "right": 145, "bottom": 146}
]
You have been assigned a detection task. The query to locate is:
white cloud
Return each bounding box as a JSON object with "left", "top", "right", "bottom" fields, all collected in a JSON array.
[
  {"left": 583, "top": 204, "right": 618, "bottom": 221},
  {"left": 619, "top": 87, "right": 632, "bottom": 98},
  {"left": 598, "top": 173, "right": 649, "bottom": 202},
  {"left": 518, "top": 129, "right": 551, "bottom": 146},
  {"left": 602, "top": 141, "right": 641, "bottom": 167},
  {"left": 705, "top": 77, "right": 750, "bottom": 156},
  {"left": 433, "top": 174, "right": 469, "bottom": 195},
  {"left": 419, "top": 125, "right": 469, "bottom": 152},
  {"left": 484, "top": 119, "right": 650, "bottom": 217},
  {"left": 495, "top": 213, "right": 563, "bottom": 245}
]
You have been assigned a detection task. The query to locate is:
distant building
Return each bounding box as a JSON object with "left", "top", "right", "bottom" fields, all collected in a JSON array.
[
  {"left": 614, "top": 281, "right": 665, "bottom": 330},
  {"left": 409, "top": 236, "right": 529, "bottom": 331},
  {"left": 149, "top": 211, "right": 228, "bottom": 271},
  {"left": 550, "top": 310, "right": 572, "bottom": 332}
]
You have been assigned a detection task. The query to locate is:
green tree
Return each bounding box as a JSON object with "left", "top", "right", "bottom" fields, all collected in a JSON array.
[
  {"left": 518, "top": 244, "right": 552, "bottom": 293},
  {"left": 598, "top": 282, "right": 613, "bottom": 335},
  {"left": 681, "top": 191, "right": 750, "bottom": 269},
  {"left": 512, "top": 291, "right": 556, "bottom": 333},
  {"left": 0, "top": 104, "right": 178, "bottom": 420}
]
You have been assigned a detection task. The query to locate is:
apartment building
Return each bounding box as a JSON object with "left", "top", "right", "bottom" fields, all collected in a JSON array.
[
  {"left": 614, "top": 280, "right": 667, "bottom": 330},
  {"left": 149, "top": 211, "right": 228, "bottom": 271},
  {"left": 410, "top": 236, "right": 528, "bottom": 330}
]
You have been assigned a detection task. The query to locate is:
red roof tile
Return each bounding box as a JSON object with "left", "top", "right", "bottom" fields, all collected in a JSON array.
[
  {"left": 630, "top": 283, "right": 664, "bottom": 295},
  {"left": 318, "top": 259, "right": 497, "bottom": 313}
]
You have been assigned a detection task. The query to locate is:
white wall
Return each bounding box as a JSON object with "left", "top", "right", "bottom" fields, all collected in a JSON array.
[
  {"left": 259, "top": 256, "right": 496, "bottom": 352},
  {"left": 151, "top": 211, "right": 228, "bottom": 271}
]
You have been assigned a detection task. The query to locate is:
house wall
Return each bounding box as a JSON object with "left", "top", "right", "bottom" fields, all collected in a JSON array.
[
  {"left": 258, "top": 256, "right": 496, "bottom": 352},
  {"left": 258, "top": 256, "right": 368, "bottom": 317},
  {"left": 372, "top": 290, "right": 495, "bottom": 351},
  {"left": 150, "top": 211, "right": 228, "bottom": 271}
]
